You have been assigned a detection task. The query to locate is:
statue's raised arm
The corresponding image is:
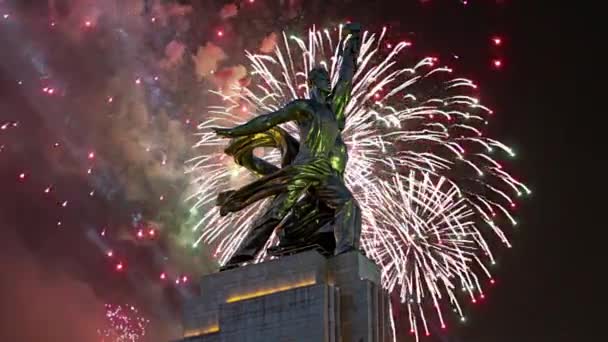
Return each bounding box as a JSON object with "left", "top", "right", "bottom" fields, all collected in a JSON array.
[
  {"left": 213, "top": 100, "right": 310, "bottom": 137},
  {"left": 331, "top": 23, "right": 362, "bottom": 130}
]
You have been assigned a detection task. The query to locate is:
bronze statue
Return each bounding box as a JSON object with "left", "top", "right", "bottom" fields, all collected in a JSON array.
[{"left": 213, "top": 23, "right": 362, "bottom": 269}]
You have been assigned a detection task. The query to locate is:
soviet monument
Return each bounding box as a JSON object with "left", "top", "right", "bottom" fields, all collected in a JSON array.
[{"left": 177, "top": 24, "right": 393, "bottom": 342}]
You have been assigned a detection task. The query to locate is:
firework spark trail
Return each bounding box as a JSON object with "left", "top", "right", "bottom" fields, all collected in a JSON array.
[
  {"left": 187, "top": 26, "right": 529, "bottom": 337},
  {"left": 98, "top": 304, "right": 150, "bottom": 342}
]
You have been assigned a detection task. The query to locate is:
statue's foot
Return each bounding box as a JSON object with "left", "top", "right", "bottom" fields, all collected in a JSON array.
[
  {"left": 334, "top": 245, "right": 359, "bottom": 256},
  {"left": 219, "top": 263, "right": 239, "bottom": 272},
  {"left": 219, "top": 254, "right": 254, "bottom": 271},
  {"left": 267, "top": 242, "right": 298, "bottom": 254}
]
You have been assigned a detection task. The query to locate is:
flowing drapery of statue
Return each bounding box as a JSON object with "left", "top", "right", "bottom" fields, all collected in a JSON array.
[{"left": 212, "top": 23, "right": 363, "bottom": 270}]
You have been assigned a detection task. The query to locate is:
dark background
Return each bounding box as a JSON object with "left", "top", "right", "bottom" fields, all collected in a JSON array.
[{"left": 0, "top": 0, "right": 593, "bottom": 341}]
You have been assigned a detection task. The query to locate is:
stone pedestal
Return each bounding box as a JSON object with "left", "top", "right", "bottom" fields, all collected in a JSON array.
[{"left": 177, "top": 251, "right": 393, "bottom": 342}]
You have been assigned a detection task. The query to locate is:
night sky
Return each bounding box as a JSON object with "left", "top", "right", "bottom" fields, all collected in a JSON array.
[{"left": 0, "top": 0, "right": 588, "bottom": 341}]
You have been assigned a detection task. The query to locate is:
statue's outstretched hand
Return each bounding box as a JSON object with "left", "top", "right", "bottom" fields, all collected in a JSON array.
[
  {"left": 340, "top": 23, "right": 362, "bottom": 58},
  {"left": 211, "top": 127, "right": 235, "bottom": 137},
  {"left": 343, "top": 23, "right": 362, "bottom": 37}
]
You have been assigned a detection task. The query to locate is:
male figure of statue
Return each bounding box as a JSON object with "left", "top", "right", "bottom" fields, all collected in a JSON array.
[{"left": 214, "top": 23, "right": 363, "bottom": 268}]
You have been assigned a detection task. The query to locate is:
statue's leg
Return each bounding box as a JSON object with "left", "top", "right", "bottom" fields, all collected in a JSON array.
[
  {"left": 315, "top": 176, "right": 362, "bottom": 254},
  {"left": 222, "top": 171, "right": 320, "bottom": 265},
  {"left": 278, "top": 196, "right": 322, "bottom": 243},
  {"left": 223, "top": 193, "right": 289, "bottom": 265}
]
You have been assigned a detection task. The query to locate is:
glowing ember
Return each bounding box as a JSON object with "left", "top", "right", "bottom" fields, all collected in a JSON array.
[{"left": 98, "top": 304, "right": 149, "bottom": 342}]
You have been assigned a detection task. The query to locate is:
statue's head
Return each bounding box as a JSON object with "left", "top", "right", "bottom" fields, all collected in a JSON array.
[{"left": 308, "top": 66, "right": 331, "bottom": 103}]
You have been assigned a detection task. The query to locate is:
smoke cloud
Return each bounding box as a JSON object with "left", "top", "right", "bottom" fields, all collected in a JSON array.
[
  {"left": 0, "top": 223, "right": 105, "bottom": 341},
  {"left": 220, "top": 3, "right": 239, "bottom": 20},
  {"left": 211, "top": 65, "right": 248, "bottom": 91},
  {"left": 259, "top": 32, "right": 278, "bottom": 53},
  {"left": 160, "top": 40, "right": 186, "bottom": 70},
  {"left": 192, "top": 42, "right": 228, "bottom": 79}
]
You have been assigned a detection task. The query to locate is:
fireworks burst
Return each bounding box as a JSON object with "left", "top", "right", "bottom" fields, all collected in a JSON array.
[
  {"left": 99, "top": 304, "right": 150, "bottom": 342},
  {"left": 187, "top": 26, "right": 529, "bottom": 337}
]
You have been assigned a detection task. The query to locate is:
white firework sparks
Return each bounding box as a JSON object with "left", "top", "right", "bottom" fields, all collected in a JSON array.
[{"left": 187, "top": 26, "right": 529, "bottom": 337}]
